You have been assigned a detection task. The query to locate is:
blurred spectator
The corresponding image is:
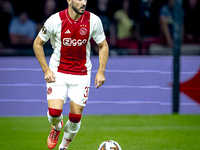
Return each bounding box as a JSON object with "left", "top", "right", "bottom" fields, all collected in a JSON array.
[
  {"left": 140, "top": 0, "right": 161, "bottom": 55},
  {"left": 89, "top": 0, "right": 117, "bottom": 55},
  {"left": 141, "top": 0, "right": 173, "bottom": 54},
  {"left": 159, "top": 0, "right": 175, "bottom": 47},
  {"left": 143, "top": 0, "right": 175, "bottom": 55},
  {"left": 140, "top": 0, "right": 162, "bottom": 37},
  {"left": 113, "top": 0, "right": 142, "bottom": 55},
  {"left": 183, "top": 0, "right": 200, "bottom": 43},
  {"left": 35, "top": 0, "right": 57, "bottom": 32},
  {"left": 90, "top": 0, "right": 115, "bottom": 37},
  {"left": 9, "top": 10, "right": 37, "bottom": 49},
  {"left": 43, "top": 0, "right": 57, "bottom": 18},
  {"left": 0, "top": 0, "right": 14, "bottom": 49},
  {"left": 142, "top": 0, "right": 175, "bottom": 54}
]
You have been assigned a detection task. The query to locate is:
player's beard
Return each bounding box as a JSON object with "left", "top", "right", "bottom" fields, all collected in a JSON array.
[{"left": 71, "top": 3, "right": 86, "bottom": 15}]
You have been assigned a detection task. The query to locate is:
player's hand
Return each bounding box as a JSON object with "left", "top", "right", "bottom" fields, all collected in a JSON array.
[
  {"left": 44, "top": 69, "right": 55, "bottom": 83},
  {"left": 95, "top": 71, "right": 105, "bottom": 89}
]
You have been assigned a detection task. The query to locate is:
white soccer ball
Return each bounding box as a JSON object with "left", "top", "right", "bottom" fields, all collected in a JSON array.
[{"left": 98, "top": 140, "right": 122, "bottom": 150}]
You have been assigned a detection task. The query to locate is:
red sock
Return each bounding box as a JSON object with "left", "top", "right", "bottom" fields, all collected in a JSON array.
[
  {"left": 48, "top": 108, "right": 62, "bottom": 117},
  {"left": 69, "top": 113, "right": 82, "bottom": 123}
]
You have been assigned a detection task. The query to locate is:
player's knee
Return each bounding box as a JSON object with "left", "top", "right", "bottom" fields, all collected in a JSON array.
[
  {"left": 69, "top": 113, "right": 82, "bottom": 123},
  {"left": 48, "top": 108, "right": 62, "bottom": 117}
]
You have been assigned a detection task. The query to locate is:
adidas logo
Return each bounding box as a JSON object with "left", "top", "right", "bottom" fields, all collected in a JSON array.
[{"left": 65, "top": 29, "right": 71, "bottom": 34}]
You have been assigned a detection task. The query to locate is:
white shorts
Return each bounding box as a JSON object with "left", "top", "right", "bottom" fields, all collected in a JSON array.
[{"left": 46, "top": 69, "right": 91, "bottom": 107}]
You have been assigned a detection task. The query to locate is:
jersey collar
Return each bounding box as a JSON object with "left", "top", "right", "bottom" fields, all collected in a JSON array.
[{"left": 65, "top": 8, "right": 84, "bottom": 24}]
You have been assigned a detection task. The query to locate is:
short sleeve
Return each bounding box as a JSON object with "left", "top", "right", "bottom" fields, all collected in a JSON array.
[
  {"left": 90, "top": 13, "right": 106, "bottom": 44},
  {"left": 38, "top": 14, "right": 58, "bottom": 42}
]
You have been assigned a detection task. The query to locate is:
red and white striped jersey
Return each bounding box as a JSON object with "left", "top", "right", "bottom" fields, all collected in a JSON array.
[{"left": 39, "top": 9, "right": 106, "bottom": 75}]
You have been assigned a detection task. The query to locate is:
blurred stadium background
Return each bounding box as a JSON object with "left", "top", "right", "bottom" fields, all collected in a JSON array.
[
  {"left": 0, "top": 0, "right": 199, "bottom": 116},
  {"left": 0, "top": 0, "right": 200, "bottom": 149},
  {"left": 0, "top": 56, "right": 200, "bottom": 116}
]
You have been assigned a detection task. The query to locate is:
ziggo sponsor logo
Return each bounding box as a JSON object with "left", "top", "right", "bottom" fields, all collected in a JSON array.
[{"left": 63, "top": 38, "right": 87, "bottom": 46}]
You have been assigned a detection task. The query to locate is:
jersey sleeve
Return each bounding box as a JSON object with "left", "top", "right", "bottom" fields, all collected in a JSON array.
[
  {"left": 90, "top": 13, "right": 106, "bottom": 44},
  {"left": 38, "top": 13, "right": 58, "bottom": 42}
]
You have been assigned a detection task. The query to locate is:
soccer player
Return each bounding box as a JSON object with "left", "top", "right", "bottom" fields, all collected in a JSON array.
[{"left": 33, "top": 0, "right": 109, "bottom": 149}]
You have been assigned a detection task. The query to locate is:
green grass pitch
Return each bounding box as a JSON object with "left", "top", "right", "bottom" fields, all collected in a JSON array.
[{"left": 0, "top": 115, "right": 200, "bottom": 150}]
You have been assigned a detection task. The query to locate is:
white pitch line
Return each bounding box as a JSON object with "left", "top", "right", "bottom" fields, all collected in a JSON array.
[{"left": 82, "top": 126, "right": 200, "bottom": 131}]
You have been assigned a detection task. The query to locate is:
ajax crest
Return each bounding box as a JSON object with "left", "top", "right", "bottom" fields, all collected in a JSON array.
[{"left": 79, "top": 27, "right": 87, "bottom": 35}]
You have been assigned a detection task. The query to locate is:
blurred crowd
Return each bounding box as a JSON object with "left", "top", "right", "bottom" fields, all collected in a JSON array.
[{"left": 0, "top": 0, "right": 200, "bottom": 55}]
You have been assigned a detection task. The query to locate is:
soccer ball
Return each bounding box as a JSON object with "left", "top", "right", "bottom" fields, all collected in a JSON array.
[{"left": 98, "top": 140, "right": 122, "bottom": 150}]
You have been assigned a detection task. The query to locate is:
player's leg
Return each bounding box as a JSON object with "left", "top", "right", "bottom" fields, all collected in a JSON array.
[
  {"left": 46, "top": 71, "right": 68, "bottom": 149},
  {"left": 47, "top": 99, "right": 64, "bottom": 131},
  {"left": 59, "top": 76, "right": 90, "bottom": 150},
  {"left": 59, "top": 101, "right": 84, "bottom": 149},
  {"left": 47, "top": 99, "right": 65, "bottom": 149}
]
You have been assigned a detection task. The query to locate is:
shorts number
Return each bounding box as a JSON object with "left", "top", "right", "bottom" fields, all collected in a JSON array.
[{"left": 84, "top": 87, "right": 90, "bottom": 98}]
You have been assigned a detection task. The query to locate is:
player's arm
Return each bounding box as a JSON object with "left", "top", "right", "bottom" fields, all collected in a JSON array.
[
  {"left": 33, "top": 35, "right": 55, "bottom": 83},
  {"left": 95, "top": 39, "right": 109, "bottom": 89},
  {"left": 159, "top": 16, "right": 173, "bottom": 47}
]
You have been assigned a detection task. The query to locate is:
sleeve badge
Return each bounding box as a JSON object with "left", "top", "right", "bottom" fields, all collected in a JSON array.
[{"left": 42, "top": 26, "right": 47, "bottom": 34}]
